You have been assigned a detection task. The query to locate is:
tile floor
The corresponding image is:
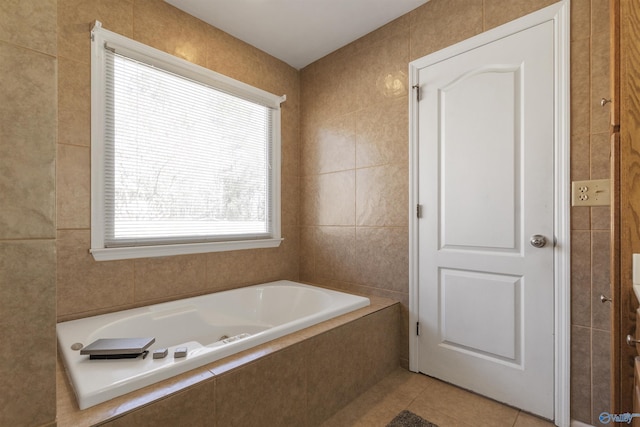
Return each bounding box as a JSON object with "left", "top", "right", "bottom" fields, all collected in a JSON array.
[{"left": 321, "top": 367, "right": 556, "bottom": 427}]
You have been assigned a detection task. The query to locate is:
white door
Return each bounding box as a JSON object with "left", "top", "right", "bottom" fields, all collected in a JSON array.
[{"left": 416, "top": 21, "right": 555, "bottom": 418}]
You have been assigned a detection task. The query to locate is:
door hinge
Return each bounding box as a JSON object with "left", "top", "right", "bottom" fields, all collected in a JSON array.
[
  {"left": 416, "top": 204, "right": 423, "bottom": 218},
  {"left": 416, "top": 322, "right": 421, "bottom": 336},
  {"left": 412, "top": 84, "right": 420, "bottom": 102}
]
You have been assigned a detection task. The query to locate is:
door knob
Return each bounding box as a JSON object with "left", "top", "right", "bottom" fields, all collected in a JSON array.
[
  {"left": 530, "top": 235, "right": 547, "bottom": 248},
  {"left": 626, "top": 334, "right": 640, "bottom": 346}
]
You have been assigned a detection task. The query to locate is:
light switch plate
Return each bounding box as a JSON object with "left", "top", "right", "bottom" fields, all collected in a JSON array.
[
  {"left": 634, "top": 254, "right": 640, "bottom": 285},
  {"left": 571, "top": 179, "right": 611, "bottom": 206}
]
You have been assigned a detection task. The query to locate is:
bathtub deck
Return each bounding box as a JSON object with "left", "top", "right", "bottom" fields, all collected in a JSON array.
[{"left": 56, "top": 293, "right": 399, "bottom": 426}]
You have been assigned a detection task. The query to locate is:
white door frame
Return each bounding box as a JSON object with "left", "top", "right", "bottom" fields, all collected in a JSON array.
[{"left": 407, "top": 2, "right": 570, "bottom": 425}]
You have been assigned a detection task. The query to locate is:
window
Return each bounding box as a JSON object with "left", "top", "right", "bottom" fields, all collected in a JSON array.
[{"left": 90, "top": 22, "right": 284, "bottom": 261}]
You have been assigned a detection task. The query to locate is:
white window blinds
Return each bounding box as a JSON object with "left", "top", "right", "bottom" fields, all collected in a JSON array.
[
  {"left": 102, "top": 47, "right": 274, "bottom": 247},
  {"left": 90, "top": 23, "right": 283, "bottom": 260}
]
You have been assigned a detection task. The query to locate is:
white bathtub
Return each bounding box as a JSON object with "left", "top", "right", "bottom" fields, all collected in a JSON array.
[{"left": 57, "top": 280, "right": 370, "bottom": 410}]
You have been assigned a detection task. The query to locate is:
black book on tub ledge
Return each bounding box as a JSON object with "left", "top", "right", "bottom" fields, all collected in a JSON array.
[{"left": 80, "top": 337, "right": 155, "bottom": 359}]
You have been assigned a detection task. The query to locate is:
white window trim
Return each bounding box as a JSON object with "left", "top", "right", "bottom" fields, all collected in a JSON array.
[{"left": 90, "top": 21, "right": 284, "bottom": 261}]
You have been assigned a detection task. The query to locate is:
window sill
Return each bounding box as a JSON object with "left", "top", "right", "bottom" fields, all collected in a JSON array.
[{"left": 90, "top": 238, "right": 283, "bottom": 261}]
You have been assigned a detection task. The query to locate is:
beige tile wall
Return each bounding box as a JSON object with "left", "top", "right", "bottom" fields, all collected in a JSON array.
[
  {"left": 0, "top": 1, "right": 57, "bottom": 426},
  {"left": 300, "top": 0, "right": 611, "bottom": 424},
  {"left": 55, "top": 0, "right": 301, "bottom": 321},
  {"left": 0, "top": 0, "right": 615, "bottom": 424},
  {"left": 570, "top": 0, "right": 613, "bottom": 424}
]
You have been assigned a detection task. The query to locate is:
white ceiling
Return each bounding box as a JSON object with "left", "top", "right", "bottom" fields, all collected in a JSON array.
[{"left": 164, "top": 0, "right": 430, "bottom": 69}]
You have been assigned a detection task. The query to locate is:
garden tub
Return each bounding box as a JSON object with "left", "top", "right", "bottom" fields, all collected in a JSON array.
[{"left": 57, "top": 280, "right": 370, "bottom": 410}]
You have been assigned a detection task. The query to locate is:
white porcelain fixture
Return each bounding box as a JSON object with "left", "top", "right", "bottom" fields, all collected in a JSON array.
[
  {"left": 57, "top": 280, "right": 370, "bottom": 409},
  {"left": 633, "top": 254, "right": 640, "bottom": 302}
]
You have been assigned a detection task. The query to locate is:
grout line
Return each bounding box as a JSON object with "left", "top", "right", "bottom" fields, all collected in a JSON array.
[
  {"left": 0, "top": 39, "right": 57, "bottom": 59},
  {"left": 482, "top": 0, "right": 486, "bottom": 32},
  {"left": 512, "top": 411, "right": 522, "bottom": 427},
  {"left": 56, "top": 142, "right": 90, "bottom": 149},
  {"left": 0, "top": 237, "right": 56, "bottom": 242}
]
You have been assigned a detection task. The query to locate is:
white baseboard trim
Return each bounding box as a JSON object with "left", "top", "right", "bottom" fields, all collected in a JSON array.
[{"left": 570, "top": 420, "right": 594, "bottom": 427}]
